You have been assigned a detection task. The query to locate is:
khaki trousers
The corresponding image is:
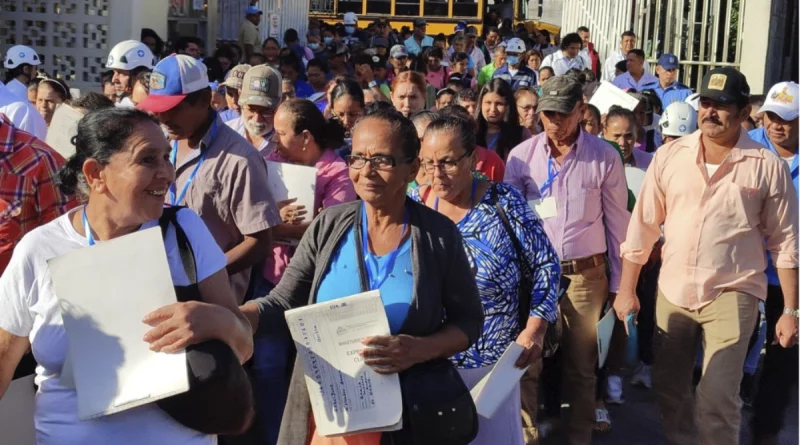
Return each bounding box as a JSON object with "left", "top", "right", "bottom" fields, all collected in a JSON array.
[
  {"left": 520, "top": 264, "right": 608, "bottom": 445},
  {"left": 652, "top": 289, "right": 758, "bottom": 445}
]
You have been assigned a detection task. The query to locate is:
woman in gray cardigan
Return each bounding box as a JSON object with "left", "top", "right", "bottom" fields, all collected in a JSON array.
[{"left": 241, "top": 108, "right": 484, "bottom": 445}]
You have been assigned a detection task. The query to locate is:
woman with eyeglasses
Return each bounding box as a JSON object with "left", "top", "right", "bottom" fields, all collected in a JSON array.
[
  {"left": 410, "top": 115, "right": 560, "bottom": 444},
  {"left": 515, "top": 86, "right": 540, "bottom": 136},
  {"left": 240, "top": 108, "right": 483, "bottom": 444}
]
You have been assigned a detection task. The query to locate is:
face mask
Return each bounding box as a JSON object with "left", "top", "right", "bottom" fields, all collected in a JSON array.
[
  {"left": 323, "top": 37, "right": 333, "bottom": 44},
  {"left": 309, "top": 43, "right": 320, "bottom": 50},
  {"left": 345, "top": 26, "right": 355, "bottom": 35},
  {"left": 507, "top": 56, "right": 519, "bottom": 66}
]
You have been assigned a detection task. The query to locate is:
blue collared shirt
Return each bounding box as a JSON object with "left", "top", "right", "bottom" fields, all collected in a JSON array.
[
  {"left": 749, "top": 127, "right": 799, "bottom": 285},
  {"left": 612, "top": 71, "right": 659, "bottom": 92},
  {"left": 404, "top": 35, "right": 434, "bottom": 56},
  {"left": 492, "top": 65, "right": 537, "bottom": 91},
  {"left": 654, "top": 82, "right": 692, "bottom": 108}
]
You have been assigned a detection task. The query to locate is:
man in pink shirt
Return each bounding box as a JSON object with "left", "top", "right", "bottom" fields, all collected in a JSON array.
[
  {"left": 615, "top": 68, "right": 799, "bottom": 445},
  {"left": 505, "top": 75, "right": 630, "bottom": 445}
]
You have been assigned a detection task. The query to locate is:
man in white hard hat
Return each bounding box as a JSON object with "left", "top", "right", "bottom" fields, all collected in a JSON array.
[
  {"left": 106, "top": 40, "right": 156, "bottom": 108},
  {"left": 492, "top": 38, "right": 537, "bottom": 90},
  {"left": 342, "top": 12, "right": 365, "bottom": 48},
  {"left": 746, "top": 80, "right": 799, "bottom": 445},
  {"left": 658, "top": 101, "right": 698, "bottom": 144},
  {"left": 3, "top": 45, "right": 41, "bottom": 101}
]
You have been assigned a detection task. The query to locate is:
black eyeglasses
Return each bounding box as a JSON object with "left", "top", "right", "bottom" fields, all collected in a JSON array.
[
  {"left": 420, "top": 151, "right": 471, "bottom": 174},
  {"left": 345, "top": 154, "right": 415, "bottom": 171}
]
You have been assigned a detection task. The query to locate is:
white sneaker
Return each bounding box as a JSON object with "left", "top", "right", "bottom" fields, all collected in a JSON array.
[
  {"left": 631, "top": 363, "right": 653, "bottom": 389},
  {"left": 604, "top": 375, "right": 626, "bottom": 404}
]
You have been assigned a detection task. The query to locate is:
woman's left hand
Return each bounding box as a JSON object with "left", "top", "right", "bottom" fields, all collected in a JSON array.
[
  {"left": 143, "top": 301, "right": 225, "bottom": 353},
  {"left": 514, "top": 328, "right": 544, "bottom": 369},
  {"left": 360, "top": 335, "right": 427, "bottom": 374}
]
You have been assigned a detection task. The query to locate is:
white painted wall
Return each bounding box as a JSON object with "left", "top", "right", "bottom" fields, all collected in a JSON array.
[{"left": 740, "top": 0, "right": 773, "bottom": 94}]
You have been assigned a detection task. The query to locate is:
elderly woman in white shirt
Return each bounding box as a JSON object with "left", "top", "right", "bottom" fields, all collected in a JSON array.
[{"left": 0, "top": 108, "right": 253, "bottom": 445}]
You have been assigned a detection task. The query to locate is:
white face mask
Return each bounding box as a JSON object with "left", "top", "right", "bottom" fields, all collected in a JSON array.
[{"left": 245, "top": 119, "right": 271, "bottom": 137}]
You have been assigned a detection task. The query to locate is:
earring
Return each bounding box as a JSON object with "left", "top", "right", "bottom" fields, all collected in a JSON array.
[{"left": 302, "top": 144, "right": 307, "bottom": 152}]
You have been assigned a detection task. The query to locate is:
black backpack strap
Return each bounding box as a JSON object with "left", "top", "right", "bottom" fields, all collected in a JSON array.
[
  {"left": 159, "top": 206, "right": 198, "bottom": 286},
  {"left": 490, "top": 185, "right": 534, "bottom": 329}
]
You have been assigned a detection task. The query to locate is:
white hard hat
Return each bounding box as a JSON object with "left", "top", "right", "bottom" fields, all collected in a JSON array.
[
  {"left": 4, "top": 45, "right": 42, "bottom": 69},
  {"left": 343, "top": 12, "right": 358, "bottom": 25},
  {"left": 659, "top": 102, "right": 698, "bottom": 137},
  {"left": 106, "top": 40, "right": 156, "bottom": 71},
  {"left": 505, "top": 38, "right": 526, "bottom": 54},
  {"left": 684, "top": 92, "right": 700, "bottom": 111}
]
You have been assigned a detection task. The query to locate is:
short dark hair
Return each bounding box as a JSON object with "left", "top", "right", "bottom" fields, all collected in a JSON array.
[
  {"left": 425, "top": 115, "right": 476, "bottom": 155},
  {"left": 456, "top": 88, "right": 479, "bottom": 103},
  {"left": 307, "top": 58, "right": 329, "bottom": 74},
  {"left": 354, "top": 108, "right": 421, "bottom": 159},
  {"left": 605, "top": 105, "right": 639, "bottom": 139},
  {"left": 58, "top": 108, "right": 159, "bottom": 198},
  {"left": 213, "top": 46, "right": 236, "bottom": 61},
  {"left": 615, "top": 60, "right": 627, "bottom": 73},
  {"left": 486, "top": 26, "right": 499, "bottom": 35},
  {"left": 70, "top": 92, "right": 115, "bottom": 112},
  {"left": 577, "top": 26, "right": 590, "bottom": 33},
  {"left": 134, "top": 71, "right": 151, "bottom": 94},
  {"left": 585, "top": 104, "right": 602, "bottom": 123},
  {"left": 436, "top": 87, "right": 456, "bottom": 98},
  {"left": 621, "top": 30, "right": 636, "bottom": 39},
  {"left": 364, "top": 100, "right": 395, "bottom": 115},
  {"left": 175, "top": 36, "right": 203, "bottom": 52},
  {"left": 561, "top": 33, "right": 583, "bottom": 50},
  {"left": 628, "top": 49, "right": 646, "bottom": 60},
  {"left": 280, "top": 99, "right": 345, "bottom": 149},
  {"left": 428, "top": 47, "right": 444, "bottom": 60},
  {"left": 101, "top": 70, "right": 113, "bottom": 85},
  {"left": 539, "top": 66, "right": 555, "bottom": 77},
  {"left": 249, "top": 53, "right": 266, "bottom": 65},
  {"left": 279, "top": 53, "right": 303, "bottom": 74},
  {"left": 434, "top": 33, "right": 447, "bottom": 42},
  {"left": 749, "top": 94, "right": 766, "bottom": 107},
  {"left": 453, "top": 52, "right": 469, "bottom": 64},
  {"left": 283, "top": 28, "right": 300, "bottom": 44}
]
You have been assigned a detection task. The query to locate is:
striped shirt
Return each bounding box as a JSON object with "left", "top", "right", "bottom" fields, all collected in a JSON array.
[{"left": 0, "top": 113, "right": 77, "bottom": 272}]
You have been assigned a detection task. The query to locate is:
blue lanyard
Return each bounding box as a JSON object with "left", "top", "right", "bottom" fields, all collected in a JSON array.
[
  {"left": 82, "top": 207, "right": 95, "bottom": 246},
  {"left": 539, "top": 157, "right": 559, "bottom": 196},
  {"left": 169, "top": 119, "right": 217, "bottom": 206},
  {"left": 361, "top": 203, "right": 409, "bottom": 290},
  {"left": 486, "top": 132, "right": 501, "bottom": 151}
]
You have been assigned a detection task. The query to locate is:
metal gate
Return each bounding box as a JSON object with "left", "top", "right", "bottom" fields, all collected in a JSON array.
[{"left": 561, "top": 0, "right": 746, "bottom": 90}]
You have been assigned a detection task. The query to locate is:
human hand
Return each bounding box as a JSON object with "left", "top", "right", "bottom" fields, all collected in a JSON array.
[
  {"left": 613, "top": 289, "right": 640, "bottom": 335},
  {"left": 775, "top": 313, "right": 798, "bottom": 348},
  {"left": 514, "top": 328, "right": 544, "bottom": 368},
  {"left": 143, "top": 301, "right": 226, "bottom": 353},
  {"left": 360, "top": 334, "right": 426, "bottom": 374},
  {"left": 277, "top": 199, "right": 307, "bottom": 224}
]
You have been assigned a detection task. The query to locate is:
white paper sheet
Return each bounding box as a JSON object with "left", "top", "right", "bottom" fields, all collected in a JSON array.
[
  {"left": 589, "top": 81, "right": 641, "bottom": 116},
  {"left": 285, "top": 291, "right": 403, "bottom": 437},
  {"left": 48, "top": 227, "right": 189, "bottom": 420},
  {"left": 45, "top": 104, "right": 84, "bottom": 159},
  {"left": 625, "top": 166, "right": 647, "bottom": 198},
  {"left": 470, "top": 342, "right": 528, "bottom": 419},
  {"left": 0, "top": 375, "right": 36, "bottom": 445},
  {"left": 596, "top": 309, "right": 617, "bottom": 369},
  {"left": 265, "top": 161, "right": 318, "bottom": 246}
]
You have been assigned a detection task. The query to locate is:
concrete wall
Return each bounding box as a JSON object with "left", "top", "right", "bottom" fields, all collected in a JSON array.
[
  {"left": 739, "top": 0, "right": 772, "bottom": 94},
  {"left": 108, "top": 0, "right": 168, "bottom": 46},
  {"left": 539, "top": 0, "right": 563, "bottom": 27}
]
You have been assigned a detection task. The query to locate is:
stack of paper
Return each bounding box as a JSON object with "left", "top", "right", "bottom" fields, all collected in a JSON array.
[
  {"left": 589, "top": 81, "right": 641, "bottom": 116},
  {"left": 265, "top": 161, "right": 318, "bottom": 246},
  {"left": 470, "top": 342, "right": 528, "bottom": 419},
  {"left": 285, "top": 291, "right": 403, "bottom": 437},
  {"left": 48, "top": 227, "right": 189, "bottom": 420}
]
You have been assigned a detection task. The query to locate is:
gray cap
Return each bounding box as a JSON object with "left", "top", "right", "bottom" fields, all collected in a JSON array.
[
  {"left": 239, "top": 65, "right": 282, "bottom": 108},
  {"left": 537, "top": 75, "right": 583, "bottom": 114},
  {"left": 390, "top": 44, "right": 409, "bottom": 59}
]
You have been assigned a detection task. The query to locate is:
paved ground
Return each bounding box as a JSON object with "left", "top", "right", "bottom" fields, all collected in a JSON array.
[{"left": 541, "top": 379, "right": 799, "bottom": 445}]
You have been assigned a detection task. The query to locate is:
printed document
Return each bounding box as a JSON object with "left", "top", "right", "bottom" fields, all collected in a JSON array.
[
  {"left": 265, "top": 161, "right": 318, "bottom": 246},
  {"left": 470, "top": 342, "right": 527, "bottom": 418},
  {"left": 285, "top": 291, "right": 403, "bottom": 436},
  {"left": 48, "top": 227, "right": 189, "bottom": 420},
  {"left": 589, "top": 81, "right": 641, "bottom": 115}
]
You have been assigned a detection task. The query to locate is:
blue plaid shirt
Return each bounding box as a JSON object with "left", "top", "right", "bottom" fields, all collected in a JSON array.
[{"left": 492, "top": 65, "right": 537, "bottom": 91}]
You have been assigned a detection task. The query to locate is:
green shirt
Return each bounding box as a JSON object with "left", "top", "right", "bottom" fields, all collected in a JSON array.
[{"left": 478, "top": 63, "right": 499, "bottom": 87}]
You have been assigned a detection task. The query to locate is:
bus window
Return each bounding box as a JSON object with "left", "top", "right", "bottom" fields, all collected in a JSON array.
[
  {"left": 366, "top": 0, "right": 391, "bottom": 14},
  {"left": 395, "top": 0, "right": 420, "bottom": 16},
  {"left": 453, "top": 0, "right": 479, "bottom": 18},
  {"left": 338, "top": 0, "right": 362, "bottom": 14},
  {"left": 425, "top": 0, "right": 449, "bottom": 17}
]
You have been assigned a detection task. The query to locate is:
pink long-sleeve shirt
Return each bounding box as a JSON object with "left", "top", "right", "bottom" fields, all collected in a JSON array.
[{"left": 504, "top": 130, "right": 631, "bottom": 292}]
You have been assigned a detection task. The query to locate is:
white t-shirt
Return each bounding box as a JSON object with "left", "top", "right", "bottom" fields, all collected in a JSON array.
[
  {"left": 705, "top": 163, "right": 721, "bottom": 177},
  {"left": 0, "top": 207, "right": 226, "bottom": 445}
]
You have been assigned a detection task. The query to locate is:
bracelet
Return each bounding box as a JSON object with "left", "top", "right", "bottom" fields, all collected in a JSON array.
[{"left": 783, "top": 308, "right": 799, "bottom": 318}]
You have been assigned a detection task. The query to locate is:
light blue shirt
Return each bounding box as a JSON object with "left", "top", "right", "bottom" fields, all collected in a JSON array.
[
  {"left": 316, "top": 225, "right": 414, "bottom": 334},
  {"left": 404, "top": 35, "right": 434, "bottom": 56},
  {"left": 219, "top": 108, "right": 239, "bottom": 123},
  {"left": 612, "top": 71, "right": 659, "bottom": 92},
  {"left": 654, "top": 82, "right": 692, "bottom": 108},
  {"left": 749, "top": 127, "right": 799, "bottom": 286}
]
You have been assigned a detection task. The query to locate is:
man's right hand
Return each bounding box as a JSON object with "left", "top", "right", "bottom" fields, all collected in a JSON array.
[{"left": 613, "top": 289, "right": 640, "bottom": 334}]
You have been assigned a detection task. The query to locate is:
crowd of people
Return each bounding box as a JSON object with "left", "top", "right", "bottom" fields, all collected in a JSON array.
[{"left": 0, "top": 6, "right": 797, "bottom": 445}]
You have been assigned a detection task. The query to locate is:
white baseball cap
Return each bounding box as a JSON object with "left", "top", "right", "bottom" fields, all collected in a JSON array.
[
  {"left": 505, "top": 38, "right": 526, "bottom": 54},
  {"left": 759, "top": 81, "right": 799, "bottom": 121},
  {"left": 343, "top": 12, "right": 358, "bottom": 25}
]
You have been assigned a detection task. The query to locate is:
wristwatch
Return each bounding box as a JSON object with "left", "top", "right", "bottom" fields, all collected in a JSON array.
[
  {"left": 783, "top": 308, "right": 799, "bottom": 318},
  {"left": 368, "top": 80, "right": 378, "bottom": 89}
]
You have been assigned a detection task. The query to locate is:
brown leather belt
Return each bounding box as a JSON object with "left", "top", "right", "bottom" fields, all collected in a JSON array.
[{"left": 560, "top": 253, "right": 606, "bottom": 275}]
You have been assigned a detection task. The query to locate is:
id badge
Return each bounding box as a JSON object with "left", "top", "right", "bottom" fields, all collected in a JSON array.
[{"left": 528, "top": 197, "right": 557, "bottom": 219}]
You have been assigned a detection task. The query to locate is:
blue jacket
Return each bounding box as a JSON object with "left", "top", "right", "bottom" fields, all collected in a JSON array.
[{"left": 492, "top": 65, "right": 537, "bottom": 90}]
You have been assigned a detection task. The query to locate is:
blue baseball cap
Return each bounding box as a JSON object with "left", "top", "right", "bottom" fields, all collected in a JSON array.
[
  {"left": 454, "top": 21, "right": 467, "bottom": 33},
  {"left": 137, "top": 54, "right": 209, "bottom": 113},
  {"left": 657, "top": 53, "right": 679, "bottom": 70},
  {"left": 246, "top": 6, "right": 262, "bottom": 15}
]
